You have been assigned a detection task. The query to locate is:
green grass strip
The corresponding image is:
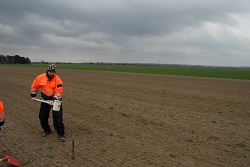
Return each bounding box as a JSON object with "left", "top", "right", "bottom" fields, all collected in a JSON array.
[{"left": 1, "top": 64, "right": 249, "bottom": 80}]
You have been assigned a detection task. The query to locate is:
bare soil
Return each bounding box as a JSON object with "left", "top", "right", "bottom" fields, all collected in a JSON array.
[{"left": 0, "top": 66, "right": 249, "bottom": 167}]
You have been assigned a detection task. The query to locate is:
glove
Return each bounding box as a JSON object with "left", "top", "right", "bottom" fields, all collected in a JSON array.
[
  {"left": 49, "top": 101, "right": 54, "bottom": 106},
  {"left": 50, "top": 97, "right": 58, "bottom": 106}
]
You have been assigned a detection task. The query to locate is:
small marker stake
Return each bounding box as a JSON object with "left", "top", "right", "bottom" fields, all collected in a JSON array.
[{"left": 72, "top": 133, "right": 75, "bottom": 160}]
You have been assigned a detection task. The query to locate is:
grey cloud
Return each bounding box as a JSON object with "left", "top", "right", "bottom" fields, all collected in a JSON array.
[{"left": 0, "top": 0, "right": 249, "bottom": 66}]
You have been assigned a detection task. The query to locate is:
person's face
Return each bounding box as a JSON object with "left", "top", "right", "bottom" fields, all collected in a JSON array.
[{"left": 48, "top": 71, "right": 56, "bottom": 78}]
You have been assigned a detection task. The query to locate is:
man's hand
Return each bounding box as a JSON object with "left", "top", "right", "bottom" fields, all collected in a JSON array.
[
  {"left": 49, "top": 101, "right": 54, "bottom": 106},
  {"left": 31, "top": 97, "right": 36, "bottom": 100}
]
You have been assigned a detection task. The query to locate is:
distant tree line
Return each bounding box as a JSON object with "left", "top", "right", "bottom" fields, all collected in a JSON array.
[{"left": 0, "top": 54, "right": 31, "bottom": 64}]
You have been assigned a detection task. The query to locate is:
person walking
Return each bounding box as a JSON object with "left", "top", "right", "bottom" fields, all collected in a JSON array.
[
  {"left": 30, "top": 64, "right": 65, "bottom": 142},
  {"left": 0, "top": 100, "right": 5, "bottom": 132}
]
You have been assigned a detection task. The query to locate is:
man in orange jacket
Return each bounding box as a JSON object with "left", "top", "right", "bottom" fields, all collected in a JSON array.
[
  {"left": 0, "top": 100, "right": 5, "bottom": 132},
  {"left": 31, "top": 64, "right": 65, "bottom": 142}
]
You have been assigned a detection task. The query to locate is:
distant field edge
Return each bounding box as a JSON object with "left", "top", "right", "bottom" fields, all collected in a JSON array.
[{"left": 0, "top": 64, "right": 250, "bottom": 80}]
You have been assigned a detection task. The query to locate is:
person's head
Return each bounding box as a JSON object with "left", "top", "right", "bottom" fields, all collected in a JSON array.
[{"left": 46, "top": 64, "right": 56, "bottom": 79}]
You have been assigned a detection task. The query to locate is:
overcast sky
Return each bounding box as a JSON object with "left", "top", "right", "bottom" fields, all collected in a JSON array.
[{"left": 0, "top": 0, "right": 249, "bottom": 66}]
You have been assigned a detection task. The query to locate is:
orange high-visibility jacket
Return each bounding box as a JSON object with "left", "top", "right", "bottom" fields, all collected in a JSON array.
[
  {"left": 31, "top": 73, "right": 63, "bottom": 100},
  {"left": 0, "top": 100, "right": 5, "bottom": 126}
]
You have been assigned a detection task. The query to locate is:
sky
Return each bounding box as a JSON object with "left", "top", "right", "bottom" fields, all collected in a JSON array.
[{"left": 0, "top": 0, "right": 250, "bottom": 67}]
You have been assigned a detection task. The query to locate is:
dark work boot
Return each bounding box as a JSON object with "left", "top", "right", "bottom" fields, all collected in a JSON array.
[
  {"left": 42, "top": 131, "right": 51, "bottom": 137},
  {"left": 58, "top": 135, "right": 65, "bottom": 142}
]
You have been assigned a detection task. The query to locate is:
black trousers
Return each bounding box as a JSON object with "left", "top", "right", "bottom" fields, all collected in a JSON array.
[{"left": 39, "top": 102, "right": 65, "bottom": 136}]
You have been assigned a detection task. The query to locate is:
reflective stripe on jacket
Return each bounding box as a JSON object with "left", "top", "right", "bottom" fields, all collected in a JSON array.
[
  {"left": 0, "top": 100, "right": 5, "bottom": 124},
  {"left": 31, "top": 73, "right": 63, "bottom": 99}
]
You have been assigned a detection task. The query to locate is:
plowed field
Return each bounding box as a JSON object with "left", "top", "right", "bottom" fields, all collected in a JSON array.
[{"left": 0, "top": 66, "right": 249, "bottom": 167}]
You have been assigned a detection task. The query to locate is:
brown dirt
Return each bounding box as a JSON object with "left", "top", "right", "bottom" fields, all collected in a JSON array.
[{"left": 0, "top": 66, "right": 249, "bottom": 167}]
